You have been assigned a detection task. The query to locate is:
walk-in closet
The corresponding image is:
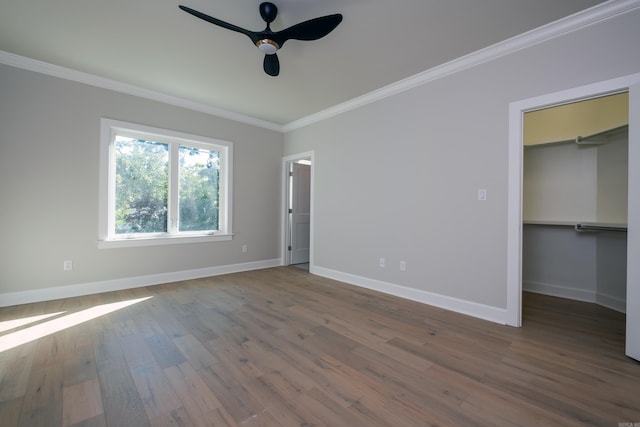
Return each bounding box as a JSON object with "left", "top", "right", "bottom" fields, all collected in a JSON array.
[{"left": 522, "top": 92, "right": 629, "bottom": 313}]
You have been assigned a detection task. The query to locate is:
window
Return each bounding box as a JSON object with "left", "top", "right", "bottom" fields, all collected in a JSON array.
[{"left": 99, "top": 119, "right": 232, "bottom": 247}]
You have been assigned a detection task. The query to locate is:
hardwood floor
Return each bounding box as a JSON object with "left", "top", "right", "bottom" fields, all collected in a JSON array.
[{"left": 1, "top": 267, "right": 638, "bottom": 426}]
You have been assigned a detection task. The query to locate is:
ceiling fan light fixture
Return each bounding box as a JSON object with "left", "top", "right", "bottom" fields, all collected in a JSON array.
[{"left": 256, "top": 39, "right": 279, "bottom": 55}]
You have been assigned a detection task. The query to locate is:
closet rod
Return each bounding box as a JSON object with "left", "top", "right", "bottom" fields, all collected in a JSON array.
[
  {"left": 575, "top": 124, "right": 628, "bottom": 145},
  {"left": 575, "top": 223, "right": 627, "bottom": 232}
]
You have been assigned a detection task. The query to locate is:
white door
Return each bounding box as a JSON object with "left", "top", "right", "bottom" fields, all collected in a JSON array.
[
  {"left": 626, "top": 82, "right": 640, "bottom": 361},
  {"left": 290, "top": 162, "right": 311, "bottom": 265}
]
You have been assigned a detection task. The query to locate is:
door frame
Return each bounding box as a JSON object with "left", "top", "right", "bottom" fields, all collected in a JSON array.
[
  {"left": 507, "top": 72, "right": 640, "bottom": 332},
  {"left": 281, "top": 151, "right": 315, "bottom": 267}
]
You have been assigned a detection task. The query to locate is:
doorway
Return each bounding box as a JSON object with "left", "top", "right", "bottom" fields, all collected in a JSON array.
[
  {"left": 522, "top": 93, "right": 628, "bottom": 310},
  {"left": 282, "top": 151, "right": 314, "bottom": 268},
  {"left": 506, "top": 73, "right": 640, "bottom": 361}
]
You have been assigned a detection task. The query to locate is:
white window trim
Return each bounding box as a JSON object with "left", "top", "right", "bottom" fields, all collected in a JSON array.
[{"left": 98, "top": 118, "right": 233, "bottom": 248}]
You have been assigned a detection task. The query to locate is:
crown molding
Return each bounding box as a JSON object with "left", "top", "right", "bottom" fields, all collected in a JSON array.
[
  {"left": 283, "top": 0, "right": 640, "bottom": 132},
  {"left": 0, "top": 51, "right": 284, "bottom": 133}
]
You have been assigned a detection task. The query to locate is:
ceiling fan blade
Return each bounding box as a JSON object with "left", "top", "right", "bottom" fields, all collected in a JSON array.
[
  {"left": 179, "top": 5, "right": 256, "bottom": 39},
  {"left": 263, "top": 54, "right": 280, "bottom": 76},
  {"left": 272, "top": 14, "right": 343, "bottom": 46}
]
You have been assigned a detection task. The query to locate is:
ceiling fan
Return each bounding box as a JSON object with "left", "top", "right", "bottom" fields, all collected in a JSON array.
[{"left": 179, "top": 2, "right": 343, "bottom": 77}]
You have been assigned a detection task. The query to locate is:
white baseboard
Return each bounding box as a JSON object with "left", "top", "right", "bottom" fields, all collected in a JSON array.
[
  {"left": 6, "top": 262, "right": 625, "bottom": 316},
  {"left": 596, "top": 292, "right": 627, "bottom": 313},
  {"left": 311, "top": 265, "right": 509, "bottom": 325},
  {"left": 523, "top": 280, "right": 626, "bottom": 313},
  {"left": 523, "top": 280, "right": 596, "bottom": 303},
  {"left": 0, "top": 259, "right": 281, "bottom": 308}
]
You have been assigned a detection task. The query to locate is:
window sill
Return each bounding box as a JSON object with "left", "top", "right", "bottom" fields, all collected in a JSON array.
[{"left": 98, "top": 234, "right": 233, "bottom": 249}]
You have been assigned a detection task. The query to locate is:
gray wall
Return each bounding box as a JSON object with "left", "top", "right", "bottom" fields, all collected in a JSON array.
[
  {"left": 0, "top": 64, "right": 284, "bottom": 297},
  {"left": 522, "top": 225, "right": 627, "bottom": 312},
  {"left": 283, "top": 9, "right": 640, "bottom": 312}
]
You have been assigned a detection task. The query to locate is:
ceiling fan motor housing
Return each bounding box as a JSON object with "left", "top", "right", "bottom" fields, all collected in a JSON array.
[{"left": 260, "top": 2, "right": 278, "bottom": 24}]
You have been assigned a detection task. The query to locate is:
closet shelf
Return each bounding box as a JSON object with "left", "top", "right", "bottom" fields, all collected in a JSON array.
[
  {"left": 523, "top": 220, "right": 575, "bottom": 226},
  {"left": 524, "top": 124, "right": 628, "bottom": 149},
  {"left": 523, "top": 220, "right": 628, "bottom": 232}
]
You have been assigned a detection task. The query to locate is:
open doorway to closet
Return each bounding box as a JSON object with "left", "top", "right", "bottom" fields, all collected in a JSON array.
[
  {"left": 522, "top": 92, "right": 628, "bottom": 312},
  {"left": 521, "top": 93, "right": 629, "bottom": 357},
  {"left": 506, "top": 73, "right": 640, "bottom": 361},
  {"left": 282, "top": 152, "right": 313, "bottom": 269}
]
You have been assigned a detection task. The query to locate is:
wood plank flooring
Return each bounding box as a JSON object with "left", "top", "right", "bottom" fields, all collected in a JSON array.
[{"left": 1, "top": 266, "right": 639, "bottom": 426}]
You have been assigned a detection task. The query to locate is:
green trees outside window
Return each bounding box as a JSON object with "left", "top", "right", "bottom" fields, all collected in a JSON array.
[
  {"left": 115, "top": 138, "right": 169, "bottom": 234},
  {"left": 178, "top": 145, "right": 220, "bottom": 232},
  {"left": 114, "top": 137, "right": 220, "bottom": 235}
]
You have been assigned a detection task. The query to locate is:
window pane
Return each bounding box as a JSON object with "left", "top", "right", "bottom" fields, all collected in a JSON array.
[
  {"left": 179, "top": 145, "right": 220, "bottom": 231},
  {"left": 115, "top": 137, "right": 168, "bottom": 234}
]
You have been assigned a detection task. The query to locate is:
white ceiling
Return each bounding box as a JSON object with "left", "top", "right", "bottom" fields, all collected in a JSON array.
[{"left": 0, "top": 0, "right": 606, "bottom": 126}]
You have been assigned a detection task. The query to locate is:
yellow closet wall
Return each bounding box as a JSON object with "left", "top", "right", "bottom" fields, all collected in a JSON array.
[{"left": 524, "top": 92, "right": 628, "bottom": 146}]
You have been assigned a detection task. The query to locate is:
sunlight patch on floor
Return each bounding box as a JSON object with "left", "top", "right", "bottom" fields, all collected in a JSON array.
[
  {"left": 0, "top": 312, "right": 65, "bottom": 333},
  {"left": 0, "top": 296, "right": 152, "bottom": 353}
]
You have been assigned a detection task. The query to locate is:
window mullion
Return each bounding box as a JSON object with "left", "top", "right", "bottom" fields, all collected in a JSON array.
[
  {"left": 169, "top": 143, "right": 180, "bottom": 234},
  {"left": 218, "top": 149, "right": 227, "bottom": 233}
]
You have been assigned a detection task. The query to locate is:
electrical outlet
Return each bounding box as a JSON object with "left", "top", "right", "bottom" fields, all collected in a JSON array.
[
  {"left": 63, "top": 260, "right": 73, "bottom": 271},
  {"left": 478, "top": 188, "right": 487, "bottom": 201},
  {"left": 379, "top": 257, "right": 385, "bottom": 268},
  {"left": 242, "top": 244, "right": 248, "bottom": 253},
  {"left": 400, "top": 261, "right": 406, "bottom": 271}
]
